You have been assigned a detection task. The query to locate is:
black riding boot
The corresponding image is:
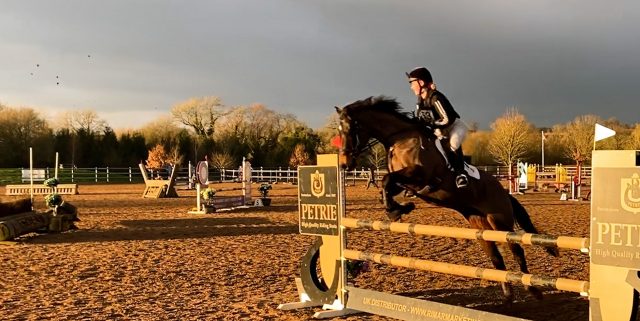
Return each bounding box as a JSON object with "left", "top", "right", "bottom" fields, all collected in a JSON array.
[{"left": 449, "top": 148, "right": 468, "bottom": 188}]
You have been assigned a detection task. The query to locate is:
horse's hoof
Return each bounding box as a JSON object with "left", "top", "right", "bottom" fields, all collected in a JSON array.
[
  {"left": 386, "top": 210, "right": 403, "bottom": 222},
  {"left": 500, "top": 284, "right": 514, "bottom": 306},
  {"left": 501, "top": 298, "right": 514, "bottom": 308},
  {"left": 526, "top": 286, "right": 544, "bottom": 300},
  {"left": 386, "top": 203, "right": 415, "bottom": 222},
  {"left": 401, "top": 202, "right": 416, "bottom": 213},
  {"left": 546, "top": 247, "right": 560, "bottom": 257}
]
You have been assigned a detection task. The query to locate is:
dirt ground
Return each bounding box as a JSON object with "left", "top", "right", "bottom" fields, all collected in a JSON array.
[{"left": 0, "top": 183, "right": 593, "bottom": 321}]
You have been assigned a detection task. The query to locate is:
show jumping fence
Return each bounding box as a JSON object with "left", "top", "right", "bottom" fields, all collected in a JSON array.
[
  {"left": 188, "top": 159, "right": 253, "bottom": 214},
  {"left": 280, "top": 152, "right": 640, "bottom": 321}
]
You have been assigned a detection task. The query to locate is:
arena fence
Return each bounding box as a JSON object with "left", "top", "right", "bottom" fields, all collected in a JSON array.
[{"left": 0, "top": 164, "right": 591, "bottom": 186}]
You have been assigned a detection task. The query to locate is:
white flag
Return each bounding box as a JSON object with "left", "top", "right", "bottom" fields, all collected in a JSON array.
[{"left": 594, "top": 123, "right": 616, "bottom": 142}]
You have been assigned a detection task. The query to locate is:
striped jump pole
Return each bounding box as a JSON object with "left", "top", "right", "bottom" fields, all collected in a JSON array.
[
  {"left": 342, "top": 218, "right": 590, "bottom": 253},
  {"left": 344, "top": 249, "right": 589, "bottom": 295}
]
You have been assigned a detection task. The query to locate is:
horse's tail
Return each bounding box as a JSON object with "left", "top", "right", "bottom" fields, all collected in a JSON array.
[{"left": 509, "top": 195, "right": 560, "bottom": 257}]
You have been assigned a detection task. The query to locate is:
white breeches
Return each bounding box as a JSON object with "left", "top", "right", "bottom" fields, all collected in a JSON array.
[{"left": 434, "top": 119, "right": 467, "bottom": 151}]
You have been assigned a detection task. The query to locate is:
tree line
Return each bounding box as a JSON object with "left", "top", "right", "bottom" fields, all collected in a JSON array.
[
  {"left": 1, "top": 99, "right": 639, "bottom": 170},
  {"left": 0, "top": 98, "right": 330, "bottom": 169},
  {"left": 465, "top": 108, "right": 640, "bottom": 169}
]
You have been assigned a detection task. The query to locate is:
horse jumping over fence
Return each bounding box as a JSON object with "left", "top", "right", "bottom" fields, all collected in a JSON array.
[{"left": 334, "top": 96, "right": 558, "bottom": 302}]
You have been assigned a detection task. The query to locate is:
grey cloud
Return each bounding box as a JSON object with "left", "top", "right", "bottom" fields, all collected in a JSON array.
[{"left": 0, "top": 0, "right": 638, "bottom": 130}]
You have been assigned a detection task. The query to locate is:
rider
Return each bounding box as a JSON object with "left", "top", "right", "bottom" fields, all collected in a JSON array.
[{"left": 406, "top": 66, "right": 468, "bottom": 188}]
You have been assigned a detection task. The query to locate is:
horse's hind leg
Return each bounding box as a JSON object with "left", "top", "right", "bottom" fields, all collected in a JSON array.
[
  {"left": 486, "top": 215, "right": 544, "bottom": 300},
  {"left": 506, "top": 242, "right": 543, "bottom": 300},
  {"left": 381, "top": 173, "right": 415, "bottom": 221},
  {"left": 468, "top": 215, "right": 514, "bottom": 304}
]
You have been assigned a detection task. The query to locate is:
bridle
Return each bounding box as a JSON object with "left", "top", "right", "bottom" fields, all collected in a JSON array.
[{"left": 339, "top": 117, "right": 378, "bottom": 159}]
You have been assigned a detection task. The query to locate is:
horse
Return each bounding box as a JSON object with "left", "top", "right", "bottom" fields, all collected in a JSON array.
[{"left": 334, "top": 95, "right": 558, "bottom": 302}]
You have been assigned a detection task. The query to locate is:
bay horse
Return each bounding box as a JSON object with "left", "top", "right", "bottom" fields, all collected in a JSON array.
[{"left": 334, "top": 96, "right": 558, "bottom": 302}]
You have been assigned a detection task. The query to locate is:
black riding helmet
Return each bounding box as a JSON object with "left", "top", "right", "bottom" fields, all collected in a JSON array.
[{"left": 406, "top": 67, "right": 433, "bottom": 84}]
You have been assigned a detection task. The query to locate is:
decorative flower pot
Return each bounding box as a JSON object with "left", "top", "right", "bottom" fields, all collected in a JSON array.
[{"left": 260, "top": 198, "right": 271, "bottom": 206}]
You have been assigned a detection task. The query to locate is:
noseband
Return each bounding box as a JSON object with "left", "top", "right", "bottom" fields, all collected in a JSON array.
[{"left": 340, "top": 119, "right": 377, "bottom": 159}]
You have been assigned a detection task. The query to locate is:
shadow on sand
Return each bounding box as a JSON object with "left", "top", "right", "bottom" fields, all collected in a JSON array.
[{"left": 24, "top": 216, "right": 299, "bottom": 244}]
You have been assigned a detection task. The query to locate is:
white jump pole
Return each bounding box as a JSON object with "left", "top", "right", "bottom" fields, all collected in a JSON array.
[
  {"left": 54, "top": 152, "right": 59, "bottom": 179},
  {"left": 241, "top": 157, "right": 252, "bottom": 205},
  {"left": 54, "top": 152, "right": 59, "bottom": 194},
  {"left": 188, "top": 159, "right": 208, "bottom": 214},
  {"left": 195, "top": 181, "right": 201, "bottom": 211},
  {"left": 29, "top": 147, "right": 34, "bottom": 210},
  {"left": 188, "top": 160, "right": 193, "bottom": 190}
]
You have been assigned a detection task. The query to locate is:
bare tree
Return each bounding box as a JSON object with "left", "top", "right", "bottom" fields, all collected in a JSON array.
[
  {"left": 209, "top": 152, "right": 235, "bottom": 170},
  {"left": 598, "top": 117, "right": 631, "bottom": 150},
  {"left": 171, "top": 96, "right": 229, "bottom": 162},
  {"left": 166, "top": 146, "right": 184, "bottom": 166},
  {"left": 488, "top": 108, "right": 534, "bottom": 167},
  {"left": 217, "top": 104, "right": 293, "bottom": 161},
  {"left": 56, "top": 109, "right": 107, "bottom": 134},
  {"left": 366, "top": 143, "right": 387, "bottom": 169},
  {"left": 0, "top": 106, "right": 50, "bottom": 145},
  {"left": 243, "top": 104, "right": 290, "bottom": 153},
  {"left": 171, "top": 96, "right": 227, "bottom": 138},
  {"left": 626, "top": 123, "right": 640, "bottom": 149},
  {"left": 552, "top": 114, "right": 600, "bottom": 165},
  {"left": 463, "top": 130, "right": 493, "bottom": 165},
  {"left": 0, "top": 107, "right": 53, "bottom": 165},
  {"left": 213, "top": 107, "right": 248, "bottom": 156},
  {"left": 139, "top": 115, "right": 184, "bottom": 147}
]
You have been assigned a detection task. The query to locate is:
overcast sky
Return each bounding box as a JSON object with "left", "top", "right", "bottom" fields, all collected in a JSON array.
[{"left": 1, "top": 1, "right": 638, "bottom": 130}]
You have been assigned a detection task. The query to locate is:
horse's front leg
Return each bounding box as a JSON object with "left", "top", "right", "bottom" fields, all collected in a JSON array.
[{"left": 381, "top": 172, "right": 416, "bottom": 222}]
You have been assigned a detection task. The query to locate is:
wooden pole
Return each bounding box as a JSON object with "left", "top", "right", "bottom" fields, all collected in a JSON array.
[
  {"left": 344, "top": 249, "right": 589, "bottom": 295},
  {"left": 341, "top": 218, "right": 589, "bottom": 252}
]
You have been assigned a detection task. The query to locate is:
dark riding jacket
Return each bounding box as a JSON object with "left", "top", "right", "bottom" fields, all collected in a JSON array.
[{"left": 416, "top": 90, "right": 460, "bottom": 129}]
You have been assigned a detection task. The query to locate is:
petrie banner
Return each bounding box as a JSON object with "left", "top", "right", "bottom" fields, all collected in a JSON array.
[
  {"left": 591, "top": 168, "right": 640, "bottom": 268},
  {"left": 298, "top": 166, "right": 339, "bottom": 236}
]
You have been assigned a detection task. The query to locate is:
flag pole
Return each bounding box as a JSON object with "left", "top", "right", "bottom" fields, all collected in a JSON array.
[{"left": 541, "top": 130, "right": 545, "bottom": 169}]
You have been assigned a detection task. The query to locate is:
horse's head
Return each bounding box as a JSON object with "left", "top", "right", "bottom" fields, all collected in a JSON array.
[
  {"left": 334, "top": 103, "right": 371, "bottom": 170},
  {"left": 334, "top": 96, "right": 417, "bottom": 170}
]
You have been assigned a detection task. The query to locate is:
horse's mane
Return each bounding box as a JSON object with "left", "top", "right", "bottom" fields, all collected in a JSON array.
[{"left": 344, "top": 96, "right": 418, "bottom": 124}]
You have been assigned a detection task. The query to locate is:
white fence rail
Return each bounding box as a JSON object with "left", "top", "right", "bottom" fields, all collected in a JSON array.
[{"left": 1, "top": 164, "right": 592, "bottom": 186}]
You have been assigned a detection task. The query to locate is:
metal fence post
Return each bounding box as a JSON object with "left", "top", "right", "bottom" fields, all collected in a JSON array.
[{"left": 95, "top": 167, "right": 98, "bottom": 182}]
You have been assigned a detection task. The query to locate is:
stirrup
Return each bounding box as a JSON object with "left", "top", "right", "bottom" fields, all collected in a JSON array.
[{"left": 455, "top": 174, "right": 468, "bottom": 188}]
